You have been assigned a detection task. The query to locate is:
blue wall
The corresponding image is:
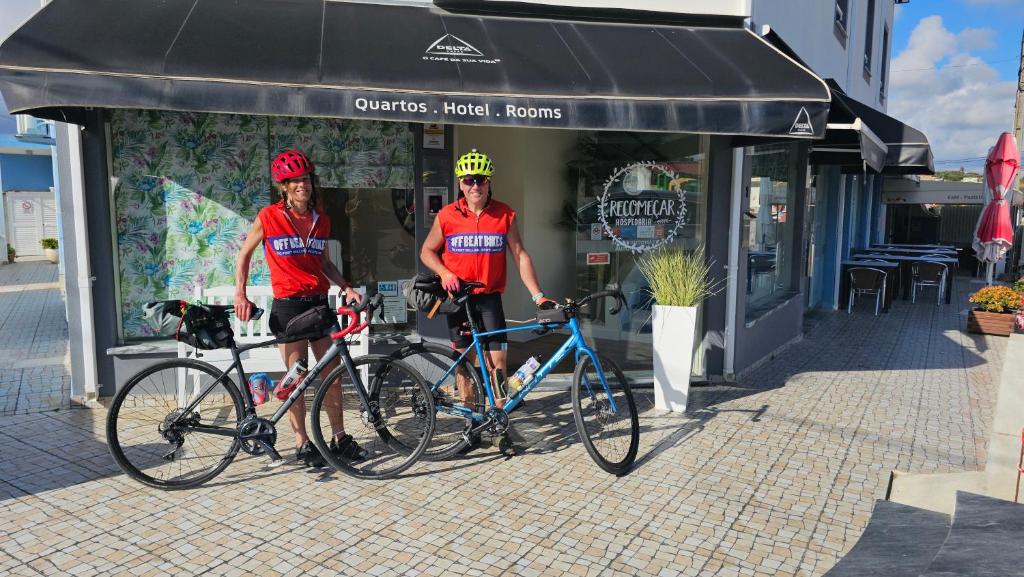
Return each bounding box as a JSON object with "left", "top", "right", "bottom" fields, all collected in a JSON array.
[{"left": 0, "top": 153, "right": 53, "bottom": 191}]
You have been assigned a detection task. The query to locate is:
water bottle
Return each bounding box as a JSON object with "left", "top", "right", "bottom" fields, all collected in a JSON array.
[
  {"left": 494, "top": 368, "right": 507, "bottom": 399},
  {"left": 507, "top": 356, "right": 541, "bottom": 394},
  {"left": 248, "top": 372, "right": 272, "bottom": 406},
  {"left": 275, "top": 359, "right": 307, "bottom": 401}
]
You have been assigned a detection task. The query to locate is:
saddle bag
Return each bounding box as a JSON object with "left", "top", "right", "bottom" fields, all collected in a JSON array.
[
  {"left": 283, "top": 304, "right": 338, "bottom": 341},
  {"left": 404, "top": 273, "right": 461, "bottom": 318}
]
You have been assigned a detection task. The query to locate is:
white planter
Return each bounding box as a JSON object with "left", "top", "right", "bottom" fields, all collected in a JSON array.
[
  {"left": 44, "top": 248, "right": 59, "bottom": 264},
  {"left": 652, "top": 304, "right": 697, "bottom": 412}
]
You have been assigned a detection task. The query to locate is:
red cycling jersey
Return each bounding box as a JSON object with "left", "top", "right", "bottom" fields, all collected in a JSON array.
[
  {"left": 258, "top": 201, "right": 331, "bottom": 298},
  {"left": 436, "top": 196, "right": 515, "bottom": 294}
]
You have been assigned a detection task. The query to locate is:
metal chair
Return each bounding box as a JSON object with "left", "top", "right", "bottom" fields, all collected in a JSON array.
[
  {"left": 848, "top": 267, "right": 887, "bottom": 316},
  {"left": 749, "top": 257, "right": 777, "bottom": 295},
  {"left": 911, "top": 261, "right": 947, "bottom": 304}
]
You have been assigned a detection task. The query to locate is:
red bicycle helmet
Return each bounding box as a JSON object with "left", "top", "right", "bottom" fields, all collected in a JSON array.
[{"left": 271, "top": 150, "right": 315, "bottom": 182}]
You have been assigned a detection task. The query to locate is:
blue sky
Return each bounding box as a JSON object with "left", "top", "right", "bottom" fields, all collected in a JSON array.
[{"left": 889, "top": 0, "right": 1023, "bottom": 171}]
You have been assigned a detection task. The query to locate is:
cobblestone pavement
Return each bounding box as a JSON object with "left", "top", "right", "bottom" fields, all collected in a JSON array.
[
  {"left": 0, "top": 259, "right": 70, "bottom": 415},
  {"left": 0, "top": 276, "right": 1005, "bottom": 576}
]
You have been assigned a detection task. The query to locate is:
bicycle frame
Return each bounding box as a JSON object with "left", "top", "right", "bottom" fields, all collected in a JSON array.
[
  {"left": 172, "top": 321, "right": 370, "bottom": 441},
  {"left": 435, "top": 315, "right": 619, "bottom": 421}
]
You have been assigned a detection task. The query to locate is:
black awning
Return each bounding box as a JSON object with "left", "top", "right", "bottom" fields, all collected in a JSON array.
[
  {"left": 0, "top": 0, "right": 830, "bottom": 137},
  {"left": 810, "top": 80, "right": 933, "bottom": 174},
  {"left": 809, "top": 86, "right": 888, "bottom": 172}
]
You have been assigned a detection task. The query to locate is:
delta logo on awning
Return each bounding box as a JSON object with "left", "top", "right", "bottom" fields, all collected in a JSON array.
[
  {"left": 424, "top": 34, "right": 501, "bottom": 64},
  {"left": 789, "top": 107, "right": 814, "bottom": 136}
]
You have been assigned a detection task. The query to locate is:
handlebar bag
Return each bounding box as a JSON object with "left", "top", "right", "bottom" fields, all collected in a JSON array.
[
  {"left": 536, "top": 306, "right": 568, "bottom": 324},
  {"left": 180, "top": 304, "right": 234, "bottom": 350},
  {"left": 283, "top": 304, "right": 338, "bottom": 341}
]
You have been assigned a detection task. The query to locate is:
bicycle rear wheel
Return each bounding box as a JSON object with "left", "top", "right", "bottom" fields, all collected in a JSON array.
[
  {"left": 571, "top": 354, "right": 639, "bottom": 475},
  {"left": 106, "top": 359, "right": 243, "bottom": 490},
  {"left": 310, "top": 355, "right": 434, "bottom": 479},
  {"left": 391, "top": 342, "right": 486, "bottom": 460}
]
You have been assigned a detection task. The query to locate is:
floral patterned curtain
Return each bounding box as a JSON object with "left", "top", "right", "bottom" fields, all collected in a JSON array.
[{"left": 111, "top": 110, "right": 414, "bottom": 339}]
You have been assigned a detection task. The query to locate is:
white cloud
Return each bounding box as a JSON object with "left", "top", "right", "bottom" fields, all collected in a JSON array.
[{"left": 888, "top": 16, "right": 1016, "bottom": 171}]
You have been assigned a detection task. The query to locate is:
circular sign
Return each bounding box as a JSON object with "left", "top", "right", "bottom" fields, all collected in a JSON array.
[{"left": 598, "top": 162, "right": 690, "bottom": 253}]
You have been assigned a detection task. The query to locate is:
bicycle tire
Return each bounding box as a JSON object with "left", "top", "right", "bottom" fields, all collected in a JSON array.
[
  {"left": 310, "top": 355, "right": 435, "bottom": 479},
  {"left": 391, "top": 342, "right": 486, "bottom": 461},
  {"left": 106, "top": 358, "right": 243, "bottom": 490},
  {"left": 571, "top": 354, "right": 639, "bottom": 476}
]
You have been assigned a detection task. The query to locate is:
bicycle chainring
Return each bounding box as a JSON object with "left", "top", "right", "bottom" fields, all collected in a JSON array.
[
  {"left": 485, "top": 408, "right": 509, "bottom": 435},
  {"left": 237, "top": 416, "right": 277, "bottom": 455}
]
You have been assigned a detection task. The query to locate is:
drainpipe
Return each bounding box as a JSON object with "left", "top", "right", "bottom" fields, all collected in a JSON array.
[
  {"left": 65, "top": 124, "right": 98, "bottom": 400},
  {"left": 832, "top": 174, "right": 847, "bottom": 309},
  {"left": 724, "top": 147, "right": 744, "bottom": 380}
]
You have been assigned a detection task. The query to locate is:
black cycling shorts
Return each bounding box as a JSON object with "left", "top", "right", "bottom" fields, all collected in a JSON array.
[
  {"left": 446, "top": 292, "right": 507, "bottom": 350},
  {"left": 269, "top": 296, "right": 330, "bottom": 341}
]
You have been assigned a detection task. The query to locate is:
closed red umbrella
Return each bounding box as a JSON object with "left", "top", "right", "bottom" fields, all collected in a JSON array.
[{"left": 973, "top": 132, "right": 1020, "bottom": 282}]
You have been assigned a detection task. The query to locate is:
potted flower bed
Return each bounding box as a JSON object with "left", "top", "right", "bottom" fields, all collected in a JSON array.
[
  {"left": 638, "top": 246, "right": 717, "bottom": 412},
  {"left": 966, "top": 285, "right": 1020, "bottom": 336},
  {"left": 40, "top": 238, "right": 59, "bottom": 264}
]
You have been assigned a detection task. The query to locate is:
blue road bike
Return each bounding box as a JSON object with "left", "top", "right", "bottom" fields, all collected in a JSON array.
[{"left": 394, "top": 282, "right": 640, "bottom": 475}]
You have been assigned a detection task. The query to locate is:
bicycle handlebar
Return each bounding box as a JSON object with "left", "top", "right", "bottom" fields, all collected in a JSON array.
[
  {"left": 576, "top": 289, "right": 626, "bottom": 315},
  {"left": 345, "top": 292, "right": 384, "bottom": 315}
]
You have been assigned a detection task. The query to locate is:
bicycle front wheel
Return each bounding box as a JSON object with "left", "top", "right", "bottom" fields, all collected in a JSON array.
[
  {"left": 310, "top": 355, "right": 434, "bottom": 479},
  {"left": 106, "top": 358, "right": 243, "bottom": 490},
  {"left": 391, "top": 342, "right": 485, "bottom": 461},
  {"left": 571, "top": 354, "right": 639, "bottom": 475}
]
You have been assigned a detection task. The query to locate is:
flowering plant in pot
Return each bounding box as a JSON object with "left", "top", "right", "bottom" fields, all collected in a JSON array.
[
  {"left": 967, "top": 285, "right": 1020, "bottom": 336},
  {"left": 638, "top": 245, "right": 718, "bottom": 412},
  {"left": 6, "top": 244, "right": 14, "bottom": 263}
]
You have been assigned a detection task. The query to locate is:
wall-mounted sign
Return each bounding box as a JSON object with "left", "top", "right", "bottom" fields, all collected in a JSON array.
[
  {"left": 21, "top": 201, "right": 34, "bottom": 215},
  {"left": 882, "top": 180, "right": 987, "bottom": 205},
  {"left": 376, "top": 280, "right": 407, "bottom": 324},
  {"left": 586, "top": 252, "right": 610, "bottom": 266},
  {"left": 424, "top": 123, "right": 445, "bottom": 149},
  {"left": 598, "top": 162, "right": 689, "bottom": 253}
]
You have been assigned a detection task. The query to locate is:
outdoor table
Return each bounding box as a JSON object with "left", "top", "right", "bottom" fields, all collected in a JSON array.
[
  {"left": 859, "top": 247, "right": 957, "bottom": 256},
  {"left": 839, "top": 260, "right": 899, "bottom": 313},
  {"left": 850, "top": 254, "right": 958, "bottom": 303},
  {"left": 872, "top": 243, "right": 957, "bottom": 251}
]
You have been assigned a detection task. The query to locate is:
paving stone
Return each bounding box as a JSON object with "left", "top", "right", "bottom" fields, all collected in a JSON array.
[{"left": 0, "top": 272, "right": 1004, "bottom": 576}]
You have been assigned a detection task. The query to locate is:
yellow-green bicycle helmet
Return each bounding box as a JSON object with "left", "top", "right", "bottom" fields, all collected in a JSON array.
[{"left": 455, "top": 149, "right": 494, "bottom": 178}]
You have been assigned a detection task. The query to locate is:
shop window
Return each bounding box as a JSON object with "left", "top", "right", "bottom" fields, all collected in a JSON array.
[
  {"left": 744, "top": 144, "right": 798, "bottom": 321},
  {"left": 570, "top": 132, "right": 708, "bottom": 375},
  {"left": 321, "top": 187, "right": 417, "bottom": 332},
  {"left": 110, "top": 110, "right": 414, "bottom": 340}
]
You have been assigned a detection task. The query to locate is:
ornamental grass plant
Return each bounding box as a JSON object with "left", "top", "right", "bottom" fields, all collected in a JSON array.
[
  {"left": 637, "top": 245, "right": 718, "bottom": 308},
  {"left": 968, "top": 285, "right": 1021, "bottom": 314}
]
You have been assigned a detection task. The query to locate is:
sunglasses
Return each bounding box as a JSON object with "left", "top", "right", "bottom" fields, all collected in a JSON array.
[{"left": 461, "top": 176, "right": 490, "bottom": 187}]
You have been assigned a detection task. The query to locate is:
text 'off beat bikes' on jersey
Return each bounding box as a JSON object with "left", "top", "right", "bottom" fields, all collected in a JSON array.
[
  {"left": 259, "top": 201, "right": 331, "bottom": 298},
  {"left": 438, "top": 197, "right": 515, "bottom": 295}
]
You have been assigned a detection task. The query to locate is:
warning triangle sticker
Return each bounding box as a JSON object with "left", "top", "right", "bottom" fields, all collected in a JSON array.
[
  {"left": 789, "top": 107, "right": 814, "bottom": 136},
  {"left": 426, "top": 34, "right": 484, "bottom": 57}
]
